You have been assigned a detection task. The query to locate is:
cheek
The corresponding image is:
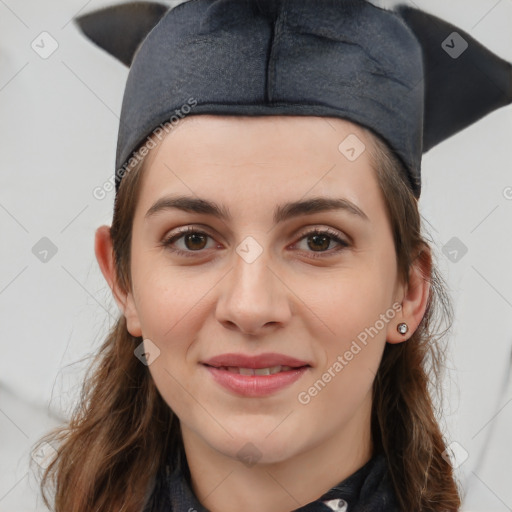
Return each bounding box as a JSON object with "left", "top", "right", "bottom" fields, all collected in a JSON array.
[
  {"left": 131, "top": 265, "right": 206, "bottom": 416},
  {"left": 130, "top": 253, "right": 208, "bottom": 341},
  {"left": 299, "top": 274, "right": 391, "bottom": 420},
  {"left": 301, "top": 256, "right": 395, "bottom": 405},
  {"left": 310, "top": 263, "right": 394, "bottom": 344}
]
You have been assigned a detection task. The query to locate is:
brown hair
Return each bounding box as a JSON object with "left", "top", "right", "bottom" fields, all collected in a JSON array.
[
  {"left": 365, "top": 129, "right": 462, "bottom": 511},
  {"left": 31, "top": 118, "right": 462, "bottom": 511}
]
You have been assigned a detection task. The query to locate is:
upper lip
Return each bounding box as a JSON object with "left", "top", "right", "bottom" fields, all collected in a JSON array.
[{"left": 201, "top": 352, "right": 311, "bottom": 369}]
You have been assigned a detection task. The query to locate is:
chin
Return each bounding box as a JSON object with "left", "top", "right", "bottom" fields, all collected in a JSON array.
[{"left": 205, "top": 423, "right": 307, "bottom": 466}]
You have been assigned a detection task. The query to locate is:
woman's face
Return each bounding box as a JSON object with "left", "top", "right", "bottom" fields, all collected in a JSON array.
[{"left": 120, "top": 115, "right": 408, "bottom": 464}]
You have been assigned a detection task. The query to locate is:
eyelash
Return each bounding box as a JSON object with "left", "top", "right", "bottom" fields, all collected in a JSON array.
[{"left": 160, "top": 226, "right": 350, "bottom": 259}]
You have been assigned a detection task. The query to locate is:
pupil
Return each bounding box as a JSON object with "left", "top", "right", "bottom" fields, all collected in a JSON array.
[
  {"left": 186, "top": 233, "right": 206, "bottom": 250},
  {"left": 309, "top": 234, "right": 329, "bottom": 251}
]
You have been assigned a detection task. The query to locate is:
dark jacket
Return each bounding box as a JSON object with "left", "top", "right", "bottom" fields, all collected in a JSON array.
[{"left": 143, "top": 447, "right": 401, "bottom": 512}]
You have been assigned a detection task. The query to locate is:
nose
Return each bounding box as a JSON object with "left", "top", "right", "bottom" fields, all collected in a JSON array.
[{"left": 215, "top": 239, "right": 292, "bottom": 336}]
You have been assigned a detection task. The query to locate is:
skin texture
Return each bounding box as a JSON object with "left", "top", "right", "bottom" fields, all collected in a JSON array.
[{"left": 95, "top": 115, "right": 430, "bottom": 512}]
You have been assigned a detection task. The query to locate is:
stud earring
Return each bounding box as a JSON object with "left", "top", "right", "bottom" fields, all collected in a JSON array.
[{"left": 397, "top": 322, "right": 408, "bottom": 335}]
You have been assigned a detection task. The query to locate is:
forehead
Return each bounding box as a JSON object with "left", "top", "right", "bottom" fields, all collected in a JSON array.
[{"left": 136, "top": 114, "right": 385, "bottom": 222}]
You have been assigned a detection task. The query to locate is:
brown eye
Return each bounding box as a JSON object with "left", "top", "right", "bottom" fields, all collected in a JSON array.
[
  {"left": 161, "top": 226, "right": 349, "bottom": 260},
  {"left": 294, "top": 228, "right": 349, "bottom": 258},
  {"left": 307, "top": 233, "right": 331, "bottom": 251},
  {"left": 162, "top": 228, "right": 216, "bottom": 257},
  {"left": 183, "top": 232, "right": 208, "bottom": 251}
]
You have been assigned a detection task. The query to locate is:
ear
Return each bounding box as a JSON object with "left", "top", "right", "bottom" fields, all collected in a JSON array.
[
  {"left": 74, "top": 2, "right": 169, "bottom": 66},
  {"left": 397, "top": 5, "right": 512, "bottom": 153},
  {"left": 94, "top": 225, "right": 142, "bottom": 337},
  {"left": 386, "top": 244, "right": 432, "bottom": 344}
]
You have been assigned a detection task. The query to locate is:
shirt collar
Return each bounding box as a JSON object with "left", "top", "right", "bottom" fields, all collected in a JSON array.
[{"left": 145, "top": 445, "right": 400, "bottom": 512}]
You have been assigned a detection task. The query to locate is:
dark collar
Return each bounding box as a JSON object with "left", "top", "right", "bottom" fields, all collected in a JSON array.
[{"left": 144, "top": 447, "right": 401, "bottom": 512}]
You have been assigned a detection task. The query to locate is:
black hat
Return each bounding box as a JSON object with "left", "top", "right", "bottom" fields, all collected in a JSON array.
[{"left": 75, "top": 0, "right": 512, "bottom": 198}]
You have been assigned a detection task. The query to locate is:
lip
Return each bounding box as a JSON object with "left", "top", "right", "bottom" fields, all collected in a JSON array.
[
  {"left": 201, "top": 352, "right": 311, "bottom": 397},
  {"left": 203, "top": 365, "right": 310, "bottom": 397},
  {"left": 201, "top": 352, "right": 311, "bottom": 369}
]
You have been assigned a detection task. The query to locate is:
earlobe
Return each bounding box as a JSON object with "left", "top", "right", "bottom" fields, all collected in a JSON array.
[
  {"left": 122, "top": 295, "right": 143, "bottom": 338},
  {"left": 94, "top": 225, "right": 142, "bottom": 337},
  {"left": 386, "top": 245, "right": 432, "bottom": 344}
]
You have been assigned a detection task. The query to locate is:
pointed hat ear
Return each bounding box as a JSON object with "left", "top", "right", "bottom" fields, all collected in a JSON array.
[
  {"left": 397, "top": 5, "right": 512, "bottom": 153},
  {"left": 74, "top": 2, "right": 169, "bottom": 67}
]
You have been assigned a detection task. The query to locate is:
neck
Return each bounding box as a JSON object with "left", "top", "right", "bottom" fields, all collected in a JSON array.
[{"left": 180, "top": 393, "right": 374, "bottom": 512}]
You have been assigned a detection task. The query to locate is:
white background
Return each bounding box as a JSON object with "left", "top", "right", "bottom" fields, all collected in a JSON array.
[{"left": 0, "top": 0, "right": 511, "bottom": 510}]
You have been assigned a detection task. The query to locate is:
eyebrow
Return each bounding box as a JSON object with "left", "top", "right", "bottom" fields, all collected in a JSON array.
[{"left": 144, "top": 195, "right": 369, "bottom": 224}]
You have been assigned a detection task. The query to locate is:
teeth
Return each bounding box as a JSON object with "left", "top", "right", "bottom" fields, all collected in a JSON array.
[{"left": 220, "top": 365, "right": 294, "bottom": 375}]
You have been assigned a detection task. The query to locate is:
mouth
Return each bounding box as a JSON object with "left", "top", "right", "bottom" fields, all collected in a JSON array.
[
  {"left": 201, "top": 352, "right": 311, "bottom": 370},
  {"left": 203, "top": 364, "right": 307, "bottom": 375},
  {"left": 202, "top": 363, "right": 311, "bottom": 398}
]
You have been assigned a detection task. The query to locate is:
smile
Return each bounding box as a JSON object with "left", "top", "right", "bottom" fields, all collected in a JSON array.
[
  {"left": 215, "top": 365, "right": 294, "bottom": 375},
  {"left": 202, "top": 363, "right": 310, "bottom": 397}
]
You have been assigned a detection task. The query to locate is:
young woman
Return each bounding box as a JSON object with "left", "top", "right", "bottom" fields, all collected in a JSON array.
[{"left": 31, "top": 1, "right": 511, "bottom": 511}]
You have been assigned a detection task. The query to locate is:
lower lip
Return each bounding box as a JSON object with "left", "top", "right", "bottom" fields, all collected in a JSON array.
[{"left": 203, "top": 365, "right": 310, "bottom": 397}]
